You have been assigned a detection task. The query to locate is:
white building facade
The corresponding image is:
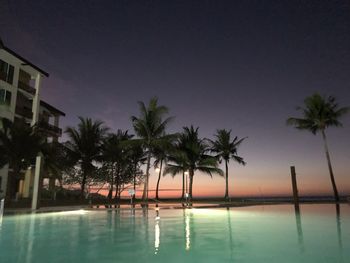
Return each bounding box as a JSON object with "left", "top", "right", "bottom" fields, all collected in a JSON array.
[{"left": 0, "top": 38, "right": 65, "bottom": 203}]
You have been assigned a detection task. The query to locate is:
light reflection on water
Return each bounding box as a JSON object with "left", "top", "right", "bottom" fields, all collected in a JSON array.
[
  {"left": 185, "top": 210, "right": 191, "bottom": 251},
  {"left": 0, "top": 204, "right": 349, "bottom": 263},
  {"left": 154, "top": 208, "right": 160, "bottom": 254}
]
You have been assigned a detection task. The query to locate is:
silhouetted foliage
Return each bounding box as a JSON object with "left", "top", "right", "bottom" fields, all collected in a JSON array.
[
  {"left": 131, "top": 97, "right": 174, "bottom": 201},
  {"left": 287, "top": 93, "right": 349, "bottom": 201},
  {"left": 0, "top": 118, "right": 43, "bottom": 198},
  {"left": 164, "top": 126, "right": 223, "bottom": 200},
  {"left": 210, "top": 129, "right": 246, "bottom": 200},
  {"left": 65, "top": 117, "right": 108, "bottom": 198}
]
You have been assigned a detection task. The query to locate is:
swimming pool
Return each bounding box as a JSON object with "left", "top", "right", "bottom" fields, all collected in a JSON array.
[{"left": 0, "top": 204, "right": 349, "bottom": 262}]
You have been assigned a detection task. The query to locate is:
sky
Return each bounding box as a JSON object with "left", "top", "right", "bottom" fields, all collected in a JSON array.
[{"left": 1, "top": 0, "right": 349, "bottom": 198}]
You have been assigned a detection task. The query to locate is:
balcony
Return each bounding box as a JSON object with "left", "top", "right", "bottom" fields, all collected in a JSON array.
[
  {"left": 38, "top": 121, "right": 62, "bottom": 136},
  {"left": 18, "top": 81, "right": 36, "bottom": 95},
  {"left": 15, "top": 107, "right": 33, "bottom": 119}
]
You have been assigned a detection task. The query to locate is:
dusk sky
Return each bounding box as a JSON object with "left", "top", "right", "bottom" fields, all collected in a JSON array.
[{"left": 1, "top": 0, "right": 349, "bottom": 197}]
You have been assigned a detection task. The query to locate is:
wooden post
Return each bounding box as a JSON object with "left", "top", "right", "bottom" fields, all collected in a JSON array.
[{"left": 290, "top": 166, "right": 300, "bottom": 211}]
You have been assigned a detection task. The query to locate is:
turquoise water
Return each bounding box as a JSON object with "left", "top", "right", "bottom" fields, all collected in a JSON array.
[{"left": 0, "top": 204, "right": 349, "bottom": 262}]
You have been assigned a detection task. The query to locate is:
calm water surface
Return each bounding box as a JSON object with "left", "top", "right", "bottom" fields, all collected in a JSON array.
[{"left": 0, "top": 204, "right": 349, "bottom": 263}]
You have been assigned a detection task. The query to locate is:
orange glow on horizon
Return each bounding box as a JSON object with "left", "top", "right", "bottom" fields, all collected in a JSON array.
[{"left": 88, "top": 168, "right": 350, "bottom": 199}]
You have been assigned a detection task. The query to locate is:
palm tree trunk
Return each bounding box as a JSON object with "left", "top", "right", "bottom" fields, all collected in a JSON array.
[
  {"left": 224, "top": 160, "right": 229, "bottom": 200},
  {"left": 81, "top": 162, "right": 90, "bottom": 199},
  {"left": 114, "top": 173, "right": 119, "bottom": 201},
  {"left": 81, "top": 173, "right": 86, "bottom": 199},
  {"left": 181, "top": 170, "right": 185, "bottom": 199},
  {"left": 118, "top": 186, "right": 122, "bottom": 200},
  {"left": 155, "top": 159, "right": 163, "bottom": 200},
  {"left": 115, "top": 182, "right": 119, "bottom": 202},
  {"left": 133, "top": 163, "right": 137, "bottom": 201},
  {"left": 321, "top": 129, "right": 340, "bottom": 202},
  {"left": 142, "top": 150, "right": 152, "bottom": 202},
  {"left": 189, "top": 169, "right": 194, "bottom": 200},
  {"left": 108, "top": 165, "right": 114, "bottom": 202},
  {"left": 49, "top": 178, "right": 56, "bottom": 200},
  {"left": 114, "top": 165, "right": 121, "bottom": 200}
]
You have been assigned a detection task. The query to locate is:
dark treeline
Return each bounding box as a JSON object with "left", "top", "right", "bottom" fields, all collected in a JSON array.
[
  {"left": 0, "top": 93, "right": 348, "bottom": 204},
  {"left": 60, "top": 97, "right": 247, "bottom": 203},
  {"left": 0, "top": 97, "right": 247, "bottom": 203}
]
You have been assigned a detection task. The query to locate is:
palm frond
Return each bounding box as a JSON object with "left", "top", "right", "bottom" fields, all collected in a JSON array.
[{"left": 287, "top": 93, "right": 349, "bottom": 134}]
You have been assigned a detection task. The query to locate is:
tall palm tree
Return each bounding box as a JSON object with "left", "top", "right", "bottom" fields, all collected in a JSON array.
[
  {"left": 210, "top": 129, "right": 246, "bottom": 200},
  {"left": 65, "top": 117, "right": 108, "bottom": 198},
  {"left": 131, "top": 97, "right": 173, "bottom": 202},
  {"left": 0, "top": 118, "right": 43, "bottom": 199},
  {"left": 287, "top": 93, "right": 349, "bottom": 202},
  {"left": 164, "top": 126, "right": 223, "bottom": 200}
]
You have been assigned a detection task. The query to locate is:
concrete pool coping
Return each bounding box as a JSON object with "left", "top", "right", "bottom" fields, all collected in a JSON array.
[{"left": 3, "top": 200, "right": 348, "bottom": 215}]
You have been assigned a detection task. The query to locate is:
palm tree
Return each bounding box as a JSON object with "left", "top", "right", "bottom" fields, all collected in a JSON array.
[
  {"left": 210, "top": 129, "right": 246, "bottom": 200},
  {"left": 101, "top": 130, "right": 133, "bottom": 202},
  {"left": 0, "top": 118, "right": 43, "bottom": 199},
  {"left": 65, "top": 117, "right": 108, "bottom": 198},
  {"left": 153, "top": 147, "right": 165, "bottom": 200},
  {"left": 164, "top": 126, "right": 223, "bottom": 200},
  {"left": 164, "top": 136, "right": 190, "bottom": 199},
  {"left": 287, "top": 93, "right": 349, "bottom": 202},
  {"left": 41, "top": 141, "right": 69, "bottom": 200},
  {"left": 127, "top": 142, "right": 147, "bottom": 201},
  {"left": 131, "top": 97, "right": 173, "bottom": 202}
]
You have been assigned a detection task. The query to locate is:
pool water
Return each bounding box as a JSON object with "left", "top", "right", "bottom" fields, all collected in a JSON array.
[{"left": 0, "top": 204, "right": 349, "bottom": 262}]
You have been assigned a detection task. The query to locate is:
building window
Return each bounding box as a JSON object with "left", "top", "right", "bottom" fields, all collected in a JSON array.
[
  {"left": 0, "top": 59, "right": 14, "bottom": 84},
  {"left": 0, "top": 89, "right": 12, "bottom": 106}
]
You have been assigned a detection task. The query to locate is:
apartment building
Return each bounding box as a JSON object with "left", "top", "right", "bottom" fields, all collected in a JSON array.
[{"left": 0, "top": 38, "right": 65, "bottom": 201}]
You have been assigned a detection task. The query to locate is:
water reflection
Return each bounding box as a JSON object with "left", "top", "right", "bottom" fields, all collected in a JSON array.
[
  {"left": 154, "top": 208, "right": 160, "bottom": 254},
  {"left": 294, "top": 206, "right": 304, "bottom": 253},
  {"left": 141, "top": 206, "right": 149, "bottom": 246},
  {"left": 226, "top": 207, "right": 234, "bottom": 260},
  {"left": 25, "top": 213, "right": 36, "bottom": 263},
  {"left": 335, "top": 204, "right": 343, "bottom": 250},
  {"left": 184, "top": 209, "right": 191, "bottom": 251},
  {"left": 131, "top": 205, "right": 136, "bottom": 217},
  {"left": 293, "top": 204, "right": 346, "bottom": 255},
  {"left": 0, "top": 204, "right": 348, "bottom": 262}
]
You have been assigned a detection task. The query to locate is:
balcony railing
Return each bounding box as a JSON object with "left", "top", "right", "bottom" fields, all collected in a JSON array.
[
  {"left": 15, "top": 107, "right": 33, "bottom": 119},
  {"left": 38, "top": 121, "right": 62, "bottom": 136},
  {"left": 18, "top": 81, "right": 36, "bottom": 95}
]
